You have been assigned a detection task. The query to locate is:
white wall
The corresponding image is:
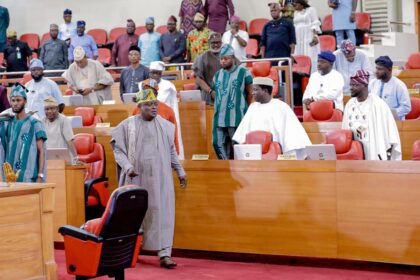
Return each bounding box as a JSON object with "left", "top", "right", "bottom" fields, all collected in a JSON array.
[
  {"left": 2, "top": 0, "right": 331, "bottom": 36},
  {"left": 401, "top": 0, "right": 416, "bottom": 33}
]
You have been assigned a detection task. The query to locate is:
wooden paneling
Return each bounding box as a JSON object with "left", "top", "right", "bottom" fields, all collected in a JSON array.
[{"left": 397, "top": 70, "right": 420, "bottom": 89}]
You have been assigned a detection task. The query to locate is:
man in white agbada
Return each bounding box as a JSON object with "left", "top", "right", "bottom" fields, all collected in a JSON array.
[
  {"left": 342, "top": 70, "right": 401, "bottom": 160},
  {"left": 62, "top": 46, "right": 114, "bottom": 105},
  {"left": 233, "top": 77, "right": 311, "bottom": 158},
  {"left": 303, "top": 50, "right": 344, "bottom": 111},
  {"left": 110, "top": 88, "right": 187, "bottom": 269},
  {"left": 139, "top": 61, "right": 185, "bottom": 159}
]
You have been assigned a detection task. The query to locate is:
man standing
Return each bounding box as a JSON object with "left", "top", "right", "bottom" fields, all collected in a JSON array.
[
  {"left": 233, "top": 77, "right": 311, "bottom": 157},
  {"left": 303, "top": 51, "right": 344, "bottom": 111},
  {"left": 63, "top": 47, "right": 114, "bottom": 105},
  {"left": 369, "top": 56, "right": 411, "bottom": 120},
  {"left": 40, "top": 24, "right": 69, "bottom": 71},
  {"left": 68, "top": 20, "right": 98, "bottom": 62},
  {"left": 333, "top": 40, "right": 372, "bottom": 94},
  {"left": 187, "top": 12, "right": 212, "bottom": 62},
  {"left": 329, "top": 0, "right": 357, "bottom": 45},
  {"left": 204, "top": 0, "right": 235, "bottom": 34},
  {"left": 222, "top": 16, "right": 248, "bottom": 61},
  {"left": 4, "top": 30, "right": 32, "bottom": 72},
  {"left": 212, "top": 44, "right": 253, "bottom": 160},
  {"left": 138, "top": 17, "right": 161, "bottom": 67},
  {"left": 193, "top": 32, "right": 223, "bottom": 105},
  {"left": 25, "top": 59, "right": 65, "bottom": 119},
  {"left": 260, "top": 3, "right": 296, "bottom": 63},
  {"left": 0, "top": 6, "right": 9, "bottom": 52},
  {"left": 119, "top": 45, "right": 149, "bottom": 100},
  {"left": 111, "top": 89, "right": 187, "bottom": 269},
  {"left": 160, "top": 16, "right": 186, "bottom": 64},
  {"left": 58, "top": 9, "right": 77, "bottom": 44},
  {"left": 111, "top": 19, "right": 139, "bottom": 67},
  {"left": 0, "top": 85, "right": 10, "bottom": 112},
  {"left": 0, "top": 83, "right": 47, "bottom": 182},
  {"left": 343, "top": 70, "right": 401, "bottom": 160}
]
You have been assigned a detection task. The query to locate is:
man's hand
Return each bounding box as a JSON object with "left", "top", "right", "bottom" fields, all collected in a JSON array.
[
  {"left": 231, "top": 29, "right": 237, "bottom": 36},
  {"left": 163, "top": 57, "right": 171, "bottom": 64},
  {"left": 350, "top": 12, "right": 356, "bottom": 23},
  {"left": 179, "top": 175, "right": 187, "bottom": 188},
  {"left": 127, "top": 168, "right": 139, "bottom": 178},
  {"left": 82, "top": 88, "right": 94, "bottom": 96},
  {"left": 303, "top": 98, "right": 314, "bottom": 110},
  {"left": 36, "top": 177, "right": 42, "bottom": 183},
  {"left": 309, "top": 36, "right": 319, "bottom": 47}
]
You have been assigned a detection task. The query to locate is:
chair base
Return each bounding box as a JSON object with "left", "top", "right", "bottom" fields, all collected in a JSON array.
[{"left": 75, "top": 269, "right": 125, "bottom": 280}]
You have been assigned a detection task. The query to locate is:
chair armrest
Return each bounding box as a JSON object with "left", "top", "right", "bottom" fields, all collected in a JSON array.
[
  {"left": 84, "top": 177, "right": 108, "bottom": 199},
  {"left": 59, "top": 225, "right": 103, "bottom": 242}
]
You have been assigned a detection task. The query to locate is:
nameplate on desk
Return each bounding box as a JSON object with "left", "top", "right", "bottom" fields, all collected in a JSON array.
[
  {"left": 192, "top": 154, "right": 209, "bottom": 161},
  {"left": 103, "top": 100, "right": 116, "bottom": 105},
  {"left": 277, "top": 154, "right": 297, "bottom": 160},
  {"left": 96, "top": 123, "right": 111, "bottom": 128},
  {"left": 408, "top": 89, "right": 419, "bottom": 95}
]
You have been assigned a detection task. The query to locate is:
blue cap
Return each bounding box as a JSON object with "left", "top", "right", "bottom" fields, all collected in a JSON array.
[
  {"left": 318, "top": 51, "right": 336, "bottom": 63},
  {"left": 145, "top": 17, "right": 155, "bottom": 24},
  {"left": 63, "top": 9, "right": 72, "bottom": 15},
  {"left": 375, "top": 56, "right": 393, "bottom": 68},
  {"left": 11, "top": 83, "right": 27, "bottom": 99},
  {"left": 220, "top": 44, "right": 235, "bottom": 57},
  {"left": 77, "top": 20, "right": 86, "bottom": 27},
  {"left": 29, "top": 59, "right": 44, "bottom": 70}
]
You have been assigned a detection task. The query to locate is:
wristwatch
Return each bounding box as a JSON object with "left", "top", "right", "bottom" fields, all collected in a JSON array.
[{"left": 37, "top": 173, "right": 44, "bottom": 179}]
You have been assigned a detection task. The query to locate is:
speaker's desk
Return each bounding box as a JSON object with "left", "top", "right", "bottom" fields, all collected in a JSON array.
[
  {"left": 0, "top": 183, "right": 57, "bottom": 280},
  {"left": 173, "top": 160, "right": 420, "bottom": 266}
]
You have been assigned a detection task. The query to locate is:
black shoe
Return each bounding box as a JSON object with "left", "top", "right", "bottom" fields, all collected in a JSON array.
[{"left": 160, "top": 256, "right": 177, "bottom": 269}]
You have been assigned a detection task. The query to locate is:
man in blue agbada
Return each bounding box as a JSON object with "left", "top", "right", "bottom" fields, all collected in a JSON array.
[{"left": 0, "top": 83, "right": 47, "bottom": 183}]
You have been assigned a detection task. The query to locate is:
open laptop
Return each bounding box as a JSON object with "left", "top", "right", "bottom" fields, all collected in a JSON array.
[
  {"left": 122, "top": 93, "right": 136, "bottom": 104},
  {"left": 47, "top": 148, "right": 70, "bottom": 163},
  {"left": 63, "top": 95, "right": 84, "bottom": 106},
  {"left": 305, "top": 144, "right": 337, "bottom": 160},
  {"left": 67, "top": 116, "right": 83, "bottom": 128},
  {"left": 180, "top": 90, "right": 202, "bottom": 102},
  {"left": 234, "top": 144, "right": 262, "bottom": 160}
]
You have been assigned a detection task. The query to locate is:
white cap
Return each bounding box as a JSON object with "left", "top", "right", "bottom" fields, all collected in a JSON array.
[
  {"left": 149, "top": 61, "right": 165, "bottom": 71},
  {"left": 73, "top": 46, "right": 86, "bottom": 61},
  {"left": 253, "top": 77, "right": 274, "bottom": 87}
]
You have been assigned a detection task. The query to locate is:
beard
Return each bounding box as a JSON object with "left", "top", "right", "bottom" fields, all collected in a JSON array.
[
  {"left": 12, "top": 106, "right": 24, "bottom": 114},
  {"left": 31, "top": 73, "right": 43, "bottom": 82}
]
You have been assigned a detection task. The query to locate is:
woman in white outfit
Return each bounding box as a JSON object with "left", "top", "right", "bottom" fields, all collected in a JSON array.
[{"left": 293, "top": 0, "right": 321, "bottom": 73}]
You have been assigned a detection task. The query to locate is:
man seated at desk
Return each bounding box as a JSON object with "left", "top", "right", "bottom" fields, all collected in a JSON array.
[{"left": 233, "top": 77, "right": 311, "bottom": 158}]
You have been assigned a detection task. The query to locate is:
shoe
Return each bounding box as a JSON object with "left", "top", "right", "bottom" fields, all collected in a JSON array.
[{"left": 160, "top": 256, "right": 177, "bottom": 269}]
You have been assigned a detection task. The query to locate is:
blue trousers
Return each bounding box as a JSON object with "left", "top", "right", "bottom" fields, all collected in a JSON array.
[{"left": 335, "top": 30, "right": 356, "bottom": 47}]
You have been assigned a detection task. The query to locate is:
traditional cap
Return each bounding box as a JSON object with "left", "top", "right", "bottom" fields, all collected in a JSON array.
[
  {"left": 73, "top": 46, "right": 86, "bottom": 61},
  {"left": 29, "top": 59, "right": 44, "bottom": 70},
  {"left": 44, "top": 96, "right": 59, "bottom": 107},
  {"left": 220, "top": 44, "right": 235, "bottom": 57},
  {"left": 50, "top": 23, "right": 59, "bottom": 29},
  {"left": 375, "top": 55, "right": 393, "bottom": 68},
  {"left": 142, "top": 79, "right": 159, "bottom": 91},
  {"left": 10, "top": 83, "right": 28, "bottom": 99},
  {"left": 127, "top": 18, "right": 135, "bottom": 24},
  {"left": 194, "top": 12, "right": 205, "bottom": 22},
  {"left": 135, "top": 89, "right": 157, "bottom": 104},
  {"left": 168, "top": 15, "right": 178, "bottom": 23},
  {"left": 340, "top": 39, "right": 356, "bottom": 54},
  {"left": 145, "top": 17, "right": 155, "bottom": 24},
  {"left": 294, "top": 0, "right": 310, "bottom": 8},
  {"left": 149, "top": 61, "right": 165, "bottom": 71},
  {"left": 267, "top": 1, "right": 280, "bottom": 7},
  {"left": 6, "top": 29, "right": 17, "bottom": 38},
  {"left": 253, "top": 77, "right": 274, "bottom": 87},
  {"left": 230, "top": 15, "right": 240, "bottom": 22},
  {"left": 128, "top": 45, "right": 140, "bottom": 53},
  {"left": 63, "top": 9, "right": 72, "bottom": 15},
  {"left": 350, "top": 69, "right": 370, "bottom": 86},
  {"left": 318, "top": 51, "right": 336, "bottom": 63},
  {"left": 208, "top": 32, "right": 222, "bottom": 41},
  {"left": 76, "top": 20, "right": 86, "bottom": 27}
]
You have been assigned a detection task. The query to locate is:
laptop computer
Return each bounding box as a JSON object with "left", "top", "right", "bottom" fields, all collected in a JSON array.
[
  {"left": 122, "top": 93, "right": 136, "bottom": 104},
  {"left": 63, "top": 95, "right": 84, "bottom": 106},
  {"left": 47, "top": 148, "right": 70, "bottom": 163},
  {"left": 67, "top": 116, "right": 83, "bottom": 128},
  {"left": 305, "top": 144, "right": 337, "bottom": 160},
  {"left": 180, "top": 90, "right": 202, "bottom": 102},
  {"left": 234, "top": 144, "right": 262, "bottom": 160}
]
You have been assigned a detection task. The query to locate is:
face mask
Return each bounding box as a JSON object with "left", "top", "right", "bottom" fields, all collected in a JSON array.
[{"left": 31, "top": 73, "right": 44, "bottom": 82}]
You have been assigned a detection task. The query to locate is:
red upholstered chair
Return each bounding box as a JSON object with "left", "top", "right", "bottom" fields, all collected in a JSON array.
[
  {"left": 246, "top": 38, "right": 259, "bottom": 58},
  {"left": 319, "top": 35, "right": 336, "bottom": 52},
  {"left": 249, "top": 18, "right": 269, "bottom": 36},
  {"left": 40, "top": 32, "right": 51, "bottom": 46},
  {"left": 74, "top": 133, "right": 110, "bottom": 220},
  {"left": 108, "top": 27, "right": 126, "bottom": 44},
  {"left": 19, "top": 72, "right": 32, "bottom": 85},
  {"left": 75, "top": 107, "right": 103, "bottom": 127},
  {"left": 321, "top": 15, "right": 333, "bottom": 33},
  {"left": 20, "top": 33, "right": 40, "bottom": 50},
  {"left": 412, "top": 140, "right": 420, "bottom": 160},
  {"left": 406, "top": 97, "right": 420, "bottom": 120},
  {"left": 135, "top": 26, "right": 147, "bottom": 36},
  {"left": 156, "top": 25, "right": 168, "bottom": 34},
  {"left": 251, "top": 61, "right": 279, "bottom": 97},
  {"left": 405, "top": 53, "right": 420, "bottom": 70},
  {"left": 59, "top": 185, "right": 148, "bottom": 280},
  {"left": 244, "top": 131, "right": 282, "bottom": 160},
  {"left": 356, "top": 12, "right": 371, "bottom": 32},
  {"left": 325, "top": 129, "right": 364, "bottom": 160},
  {"left": 98, "top": 48, "right": 112, "bottom": 66},
  {"left": 183, "top": 83, "right": 196, "bottom": 90},
  {"left": 303, "top": 100, "right": 343, "bottom": 122},
  {"left": 87, "top": 28, "right": 108, "bottom": 46},
  {"left": 293, "top": 55, "right": 311, "bottom": 93},
  {"left": 239, "top": 20, "right": 248, "bottom": 31}
]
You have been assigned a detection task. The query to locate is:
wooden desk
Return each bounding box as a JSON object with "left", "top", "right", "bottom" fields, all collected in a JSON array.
[
  {"left": 46, "top": 160, "right": 86, "bottom": 242},
  {"left": 398, "top": 69, "right": 420, "bottom": 89},
  {"left": 0, "top": 183, "right": 57, "bottom": 280},
  {"left": 173, "top": 160, "right": 420, "bottom": 265}
]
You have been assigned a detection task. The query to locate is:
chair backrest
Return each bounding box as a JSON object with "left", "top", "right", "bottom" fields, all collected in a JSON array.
[
  {"left": 87, "top": 29, "right": 108, "bottom": 45},
  {"left": 40, "top": 32, "right": 51, "bottom": 46},
  {"left": 325, "top": 129, "right": 364, "bottom": 160},
  {"left": 74, "top": 107, "right": 102, "bottom": 127},
  {"left": 405, "top": 53, "right": 420, "bottom": 70},
  {"left": 108, "top": 27, "right": 126, "bottom": 43},
  {"left": 239, "top": 20, "right": 248, "bottom": 31},
  {"left": 20, "top": 33, "right": 40, "bottom": 49},
  {"left": 183, "top": 83, "right": 196, "bottom": 90},
  {"left": 251, "top": 61, "right": 279, "bottom": 96},
  {"left": 249, "top": 18, "right": 269, "bottom": 36},
  {"left": 322, "top": 14, "right": 333, "bottom": 32},
  {"left": 319, "top": 35, "right": 336, "bottom": 52},
  {"left": 303, "top": 100, "right": 343, "bottom": 122},
  {"left": 293, "top": 55, "right": 312, "bottom": 75},
  {"left": 406, "top": 97, "right": 420, "bottom": 120},
  {"left": 74, "top": 133, "right": 105, "bottom": 179},
  {"left": 0, "top": 53, "right": 3, "bottom": 66},
  {"left": 356, "top": 12, "right": 371, "bottom": 32},
  {"left": 97, "top": 48, "right": 112, "bottom": 66},
  {"left": 245, "top": 131, "right": 282, "bottom": 160},
  {"left": 19, "top": 72, "right": 32, "bottom": 85},
  {"left": 412, "top": 140, "right": 420, "bottom": 160},
  {"left": 135, "top": 26, "right": 147, "bottom": 36},
  {"left": 246, "top": 38, "right": 259, "bottom": 58},
  {"left": 156, "top": 25, "right": 168, "bottom": 34}
]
